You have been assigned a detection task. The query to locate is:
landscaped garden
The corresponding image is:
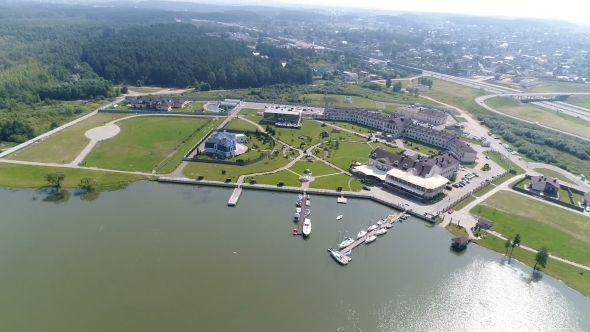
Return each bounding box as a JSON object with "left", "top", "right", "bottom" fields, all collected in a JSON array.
[
  {"left": 402, "top": 139, "right": 441, "bottom": 155},
  {"left": 223, "top": 118, "right": 259, "bottom": 132},
  {"left": 273, "top": 120, "right": 358, "bottom": 148},
  {"left": 323, "top": 142, "right": 373, "bottom": 170},
  {"left": 250, "top": 170, "right": 301, "bottom": 187},
  {"left": 309, "top": 173, "right": 364, "bottom": 191},
  {"left": 83, "top": 116, "right": 213, "bottom": 172},
  {"left": 289, "top": 160, "right": 340, "bottom": 176}
]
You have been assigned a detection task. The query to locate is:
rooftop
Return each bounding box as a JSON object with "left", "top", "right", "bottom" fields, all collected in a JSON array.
[{"left": 530, "top": 175, "right": 560, "bottom": 189}]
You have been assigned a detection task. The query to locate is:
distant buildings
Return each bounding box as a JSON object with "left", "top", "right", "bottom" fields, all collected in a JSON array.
[
  {"left": 315, "top": 107, "right": 476, "bottom": 162},
  {"left": 204, "top": 131, "right": 247, "bottom": 159},
  {"left": 126, "top": 97, "right": 189, "bottom": 111},
  {"left": 519, "top": 77, "right": 540, "bottom": 88},
  {"left": 263, "top": 106, "right": 302, "bottom": 126},
  {"left": 354, "top": 147, "right": 459, "bottom": 199},
  {"left": 341, "top": 71, "right": 359, "bottom": 82}
]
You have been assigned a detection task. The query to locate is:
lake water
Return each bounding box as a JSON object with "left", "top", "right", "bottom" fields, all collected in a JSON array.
[{"left": 0, "top": 182, "right": 589, "bottom": 332}]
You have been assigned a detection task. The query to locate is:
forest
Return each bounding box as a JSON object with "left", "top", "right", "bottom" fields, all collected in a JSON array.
[{"left": 82, "top": 24, "right": 313, "bottom": 89}]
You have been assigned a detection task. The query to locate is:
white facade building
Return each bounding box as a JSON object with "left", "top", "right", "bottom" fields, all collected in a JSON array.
[{"left": 397, "top": 105, "right": 448, "bottom": 125}]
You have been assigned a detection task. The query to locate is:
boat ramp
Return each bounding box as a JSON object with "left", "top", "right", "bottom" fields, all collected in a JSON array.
[
  {"left": 227, "top": 187, "right": 242, "bottom": 206},
  {"left": 332, "top": 213, "right": 406, "bottom": 265}
]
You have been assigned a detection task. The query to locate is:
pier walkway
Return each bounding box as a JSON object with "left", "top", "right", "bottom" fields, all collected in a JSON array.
[
  {"left": 295, "top": 192, "right": 308, "bottom": 235},
  {"left": 335, "top": 213, "right": 405, "bottom": 264},
  {"left": 228, "top": 187, "right": 242, "bottom": 206}
]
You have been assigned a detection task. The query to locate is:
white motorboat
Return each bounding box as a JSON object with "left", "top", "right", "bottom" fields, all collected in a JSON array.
[
  {"left": 385, "top": 223, "right": 394, "bottom": 229},
  {"left": 336, "top": 215, "right": 343, "bottom": 220},
  {"left": 305, "top": 208, "right": 311, "bottom": 217},
  {"left": 345, "top": 250, "right": 352, "bottom": 256},
  {"left": 365, "top": 235, "right": 377, "bottom": 244},
  {"left": 296, "top": 200, "right": 302, "bottom": 207},
  {"left": 367, "top": 224, "right": 378, "bottom": 232},
  {"left": 296, "top": 207, "right": 301, "bottom": 213},
  {"left": 302, "top": 218, "right": 311, "bottom": 236},
  {"left": 375, "top": 228, "right": 387, "bottom": 236},
  {"left": 306, "top": 199, "right": 311, "bottom": 206},
  {"left": 329, "top": 249, "right": 349, "bottom": 265},
  {"left": 357, "top": 229, "right": 367, "bottom": 239},
  {"left": 338, "top": 237, "right": 354, "bottom": 249},
  {"left": 293, "top": 212, "right": 300, "bottom": 222},
  {"left": 377, "top": 219, "right": 384, "bottom": 226}
]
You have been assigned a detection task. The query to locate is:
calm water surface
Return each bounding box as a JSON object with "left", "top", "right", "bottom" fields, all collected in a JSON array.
[{"left": 0, "top": 182, "right": 589, "bottom": 332}]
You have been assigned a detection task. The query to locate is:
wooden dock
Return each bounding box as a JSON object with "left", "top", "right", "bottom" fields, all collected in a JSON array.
[
  {"left": 334, "top": 213, "right": 405, "bottom": 262},
  {"left": 295, "top": 192, "right": 308, "bottom": 235},
  {"left": 227, "top": 187, "right": 242, "bottom": 206}
]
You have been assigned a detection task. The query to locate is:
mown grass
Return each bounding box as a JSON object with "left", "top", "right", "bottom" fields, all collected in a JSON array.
[
  {"left": 484, "top": 151, "right": 524, "bottom": 174},
  {"left": 4, "top": 113, "right": 131, "bottom": 164},
  {"left": 302, "top": 94, "right": 376, "bottom": 108},
  {"left": 84, "top": 116, "right": 212, "bottom": 172},
  {"left": 274, "top": 120, "right": 357, "bottom": 147},
  {"left": 324, "top": 142, "right": 373, "bottom": 170},
  {"left": 486, "top": 96, "right": 590, "bottom": 139},
  {"left": 472, "top": 191, "right": 590, "bottom": 266},
  {"left": 444, "top": 223, "right": 469, "bottom": 237},
  {"left": 452, "top": 196, "right": 476, "bottom": 211},
  {"left": 368, "top": 142, "right": 404, "bottom": 154},
  {"left": 223, "top": 118, "right": 259, "bottom": 132},
  {"left": 402, "top": 138, "right": 441, "bottom": 155},
  {"left": 309, "top": 173, "right": 363, "bottom": 191},
  {"left": 566, "top": 95, "right": 590, "bottom": 109},
  {"left": 0, "top": 163, "right": 146, "bottom": 189},
  {"left": 528, "top": 80, "right": 590, "bottom": 93},
  {"left": 289, "top": 160, "right": 340, "bottom": 176},
  {"left": 473, "top": 233, "right": 590, "bottom": 298},
  {"left": 251, "top": 170, "right": 301, "bottom": 187}
]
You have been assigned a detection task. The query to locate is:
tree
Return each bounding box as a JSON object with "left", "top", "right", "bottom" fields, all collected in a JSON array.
[
  {"left": 533, "top": 246, "right": 549, "bottom": 272},
  {"left": 509, "top": 234, "right": 521, "bottom": 260},
  {"left": 120, "top": 85, "right": 128, "bottom": 94},
  {"left": 44, "top": 172, "right": 66, "bottom": 189},
  {"left": 504, "top": 236, "right": 512, "bottom": 256},
  {"left": 79, "top": 177, "right": 98, "bottom": 192},
  {"left": 393, "top": 81, "right": 402, "bottom": 93},
  {"left": 385, "top": 78, "right": 392, "bottom": 88}
]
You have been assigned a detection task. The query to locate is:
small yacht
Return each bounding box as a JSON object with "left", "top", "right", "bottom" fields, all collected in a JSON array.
[
  {"left": 293, "top": 212, "right": 300, "bottom": 222},
  {"left": 336, "top": 215, "right": 343, "bottom": 220},
  {"left": 328, "top": 249, "right": 349, "bottom": 265},
  {"left": 367, "top": 224, "right": 378, "bottom": 232},
  {"left": 356, "top": 229, "right": 367, "bottom": 239},
  {"left": 305, "top": 208, "right": 311, "bottom": 217},
  {"left": 375, "top": 228, "right": 387, "bottom": 236},
  {"left": 376, "top": 219, "right": 384, "bottom": 226},
  {"left": 296, "top": 207, "right": 301, "bottom": 213},
  {"left": 365, "top": 234, "right": 377, "bottom": 244},
  {"left": 306, "top": 199, "right": 311, "bottom": 207},
  {"left": 385, "top": 223, "right": 394, "bottom": 229},
  {"left": 302, "top": 218, "right": 311, "bottom": 236},
  {"left": 338, "top": 237, "right": 354, "bottom": 249},
  {"left": 296, "top": 200, "right": 302, "bottom": 207}
]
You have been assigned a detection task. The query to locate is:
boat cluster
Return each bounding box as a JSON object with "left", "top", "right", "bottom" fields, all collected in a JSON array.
[{"left": 294, "top": 193, "right": 311, "bottom": 236}]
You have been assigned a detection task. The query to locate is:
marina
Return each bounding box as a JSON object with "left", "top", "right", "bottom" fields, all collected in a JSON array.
[
  {"left": 227, "top": 187, "right": 242, "bottom": 206},
  {"left": 329, "top": 213, "right": 404, "bottom": 265},
  {"left": 294, "top": 192, "right": 310, "bottom": 236}
]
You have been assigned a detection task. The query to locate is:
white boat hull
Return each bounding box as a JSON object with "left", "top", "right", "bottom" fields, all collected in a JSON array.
[
  {"left": 302, "top": 219, "right": 311, "bottom": 236},
  {"left": 356, "top": 230, "right": 367, "bottom": 239},
  {"left": 338, "top": 238, "right": 354, "bottom": 249},
  {"left": 336, "top": 215, "right": 343, "bottom": 220},
  {"left": 365, "top": 235, "right": 377, "bottom": 244}
]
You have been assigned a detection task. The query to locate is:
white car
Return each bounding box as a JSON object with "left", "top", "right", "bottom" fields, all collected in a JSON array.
[{"left": 586, "top": 206, "right": 590, "bottom": 212}]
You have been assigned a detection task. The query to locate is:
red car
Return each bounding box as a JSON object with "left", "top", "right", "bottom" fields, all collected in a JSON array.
[{"left": 447, "top": 209, "right": 454, "bottom": 214}]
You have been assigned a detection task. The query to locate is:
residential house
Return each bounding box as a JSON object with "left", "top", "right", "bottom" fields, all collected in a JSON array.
[
  {"left": 204, "top": 131, "right": 237, "bottom": 159},
  {"left": 530, "top": 176, "right": 560, "bottom": 195},
  {"left": 476, "top": 217, "right": 494, "bottom": 230}
]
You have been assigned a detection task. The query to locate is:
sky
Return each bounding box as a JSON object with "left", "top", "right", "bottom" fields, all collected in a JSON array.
[{"left": 269, "top": 0, "right": 589, "bottom": 24}]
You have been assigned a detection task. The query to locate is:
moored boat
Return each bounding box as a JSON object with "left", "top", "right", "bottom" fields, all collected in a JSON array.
[
  {"left": 338, "top": 237, "right": 354, "bottom": 249},
  {"left": 306, "top": 199, "right": 311, "bottom": 207},
  {"left": 302, "top": 218, "right": 311, "bottom": 236},
  {"left": 293, "top": 212, "right": 300, "bottom": 222},
  {"left": 357, "top": 229, "right": 367, "bottom": 239},
  {"left": 367, "top": 224, "right": 378, "bottom": 232},
  {"left": 336, "top": 215, "right": 343, "bottom": 220},
  {"left": 365, "top": 234, "right": 377, "bottom": 244},
  {"left": 375, "top": 228, "right": 387, "bottom": 236},
  {"left": 385, "top": 223, "right": 394, "bottom": 229},
  {"left": 328, "top": 249, "right": 349, "bottom": 265},
  {"left": 296, "top": 207, "right": 301, "bottom": 213},
  {"left": 305, "top": 208, "right": 311, "bottom": 217}
]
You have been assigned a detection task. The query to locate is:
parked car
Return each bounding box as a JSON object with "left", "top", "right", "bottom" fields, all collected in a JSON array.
[
  {"left": 448, "top": 209, "right": 455, "bottom": 214},
  {"left": 586, "top": 206, "right": 590, "bottom": 212},
  {"left": 362, "top": 185, "right": 370, "bottom": 191},
  {"left": 452, "top": 183, "right": 459, "bottom": 188}
]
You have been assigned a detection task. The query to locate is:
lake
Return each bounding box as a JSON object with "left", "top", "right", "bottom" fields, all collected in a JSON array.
[{"left": 0, "top": 181, "right": 589, "bottom": 332}]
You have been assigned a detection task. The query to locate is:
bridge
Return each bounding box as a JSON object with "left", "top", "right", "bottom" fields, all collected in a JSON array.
[{"left": 512, "top": 94, "right": 571, "bottom": 103}]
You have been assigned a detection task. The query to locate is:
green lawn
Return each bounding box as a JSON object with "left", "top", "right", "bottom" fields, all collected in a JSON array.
[
  {"left": 424, "top": 78, "right": 489, "bottom": 111},
  {"left": 473, "top": 184, "right": 497, "bottom": 197},
  {"left": 486, "top": 97, "right": 590, "bottom": 139},
  {"left": 180, "top": 101, "right": 206, "bottom": 112},
  {"left": 251, "top": 170, "right": 301, "bottom": 187},
  {"left": 4, "top": 113, "right": 131, "bottom": 164},
  {"left": 106, "top": 103, "right": 132, "bottom": 111},
  {"left": 461, "top": 136, "right": 483, "bottom": 146},
  {"left": 289, "top": 160, "right": 340, "bottom": 176},
  {"left": 223, "top": 118, "right": 259, "bottom": 132},
  {"left": 529, "top": 80, "right": 590, "bottom": 93},
  {"left": 452, "top": 196, "right": 476, "bottom": 211},
  {"left": 472, "top": 191, "right": 590, "bottom": 266},
  {"left": 182, "top": 144, "right": 293, "bottom": 182},
  {"left": 533, "top": 167, "right": 574, "bottom": 184},
  {"left": 0, "top": 163, "right": 146, "bottom": 189},
  {"left": 444, "top": 223, "right": 469, "bottom": 237},
  {"left": 83, "top": 116, "right": 212, "bottom": 172},
  {"left": 402, "top": 139, "right": 441, "bottom": 155},
  {"left": 273, "top": 120, "right": 357, "bottom": 148},
  {"left": 484, "top": 151, "right": 524, "bottom": 174},
  {"left": 239, "top": 108, "right": 264, "bottom": 116},
  {"left": 309, "top": 173, "right": 363, "bottom": 191},
  {"left": 302, "top": 94, "right": 376, "bottom": 108},
  {"left": 324, "top": 142, "right": 373, "bottom": 170},
  {"left": 328, "top": 120, "right": 376, "bottom": 134},
  {"left": 473, "top": 233, "right": 590, "bottom": 298},
  {"left": 155, "top": 118, "right": 221, "bottom": 174},
  {"left": 566, "top": 95, "right": 590, "bottom": 109}
]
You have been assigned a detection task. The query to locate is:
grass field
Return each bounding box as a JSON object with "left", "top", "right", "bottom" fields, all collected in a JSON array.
[
  {"left": 182, "top": 144, "right": 292, "bottom": 182},
  {"left": 4, "top": 113, "right": 131, "bottom": 164},
  {"left": 484, "top": 151, "right": 524, "bottom": 174},
  {"left": 424, "top": 78, "right": 489, "bottom": 110},
  {"left": 303, "top": 94, "right": 376, "bottom": 108},
  {"left": 566, "top": 95, "right": 590, "bottom": 109},
  {"left": 223, "top": 118, "right": 260, "bottom": 132},
  {"left": 327, "top": 120, "right": 376, "bottom": 134},
  {"left": 368, "top": 142, "right": 403, "bottom": 154},
  {"left": 83, "top": 117, "right": 212, "bottom": 172},
  {"left": 472, "top": 191, "right": 590, "bottom": 266},
  {"left": 289, "top": 160, "right": 340, "bottom": 176},
  {"left": 324, "top": 142, "right": 373, "bottom": 170},
  {"left": 106, "top": 103, "right": 132, "bottom": 111},
  {"left": 309, "top": 173, "right": 363, "bottom": 191},
  {"left": 533, "top": 167, "right": 575, "bottom": 184},
  {"left": 251, "top": 170, "right": 301, "bottom": 187},
  {"left": 274, "top": 120, "right": 358, "bottom": 148},
  {"left": 486, "top": 97, "right": 590, "bottom": 139},
  {"left": 181, "top": 102, "right": 206, "bottom": 112},
  {"left": 444, "top": 223, "right": 469, "bottom": 237},
  {"left": 528, "top": 80, "right": 590, "bottom": 93},
  {"left": 473, "top": 233, "right": 590, "bottom": 298},
  {"left": 452, "top": 195, "right": 476, "bottom": 211},
  {"left": 239, "top": 108, "right": 264, "bottom": 116},
  {"left": 0, "top": 163, "right": 146, "bottom": 189},
  {"left": 402, "top": 139, "right": 441, "bottom": 155}
]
